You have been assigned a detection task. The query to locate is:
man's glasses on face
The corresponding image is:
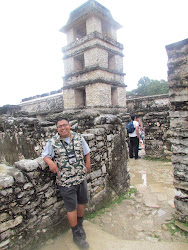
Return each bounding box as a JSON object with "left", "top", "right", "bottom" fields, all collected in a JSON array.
[{"left": 57, "top": 124, "right": 69, "bottom": 129}]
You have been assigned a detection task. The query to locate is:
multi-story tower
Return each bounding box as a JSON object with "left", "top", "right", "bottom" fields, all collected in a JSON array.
[{"left": 60, "top": 0, "right": 126, "bottom": 109}]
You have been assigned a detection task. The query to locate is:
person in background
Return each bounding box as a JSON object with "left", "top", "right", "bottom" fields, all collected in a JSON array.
[
  {"left": 138, "top": 117, "right": 144, "bottom": 150},
  {"left": 129, "top": 114, "right": 140, "bottom": 159},
  {"left": 42, "top": 118, "right": 91, "bottom": 249}
]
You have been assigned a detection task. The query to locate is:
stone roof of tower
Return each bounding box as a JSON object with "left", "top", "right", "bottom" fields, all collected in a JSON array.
[{"left": 60, "top": 0, "right": 122, "bottom": 32}]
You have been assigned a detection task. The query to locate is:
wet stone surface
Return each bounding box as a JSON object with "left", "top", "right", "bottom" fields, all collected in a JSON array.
[{"left": 91, "top": 149, "right": 187, "bottom": 243}]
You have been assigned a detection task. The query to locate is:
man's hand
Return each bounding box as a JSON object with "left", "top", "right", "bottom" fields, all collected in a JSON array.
[
  {"left": 43, "top": 157, "right": 60, "bottom": 175},
  {"left": 49, "top": 162, "right": 59, "bottom": 174}
]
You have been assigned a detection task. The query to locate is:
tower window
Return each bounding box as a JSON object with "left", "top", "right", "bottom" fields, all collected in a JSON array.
[
  {"left": 74, "top": 23, "right": 87, "bottom": 40},
  {"left": 74, "top": 54, "right": 85, "bottom": 72},
  {"left": 108, "top": 52, "right": 115, "bottom": 71},
  {"left": 111, "top": 87, "right": 118, "bottom": 106},
  {"left": 75, "top": 88, "right": 86, "bottom": 107},
  {"left": 101, "top": 20, "right": 112, "bottom": 39}
]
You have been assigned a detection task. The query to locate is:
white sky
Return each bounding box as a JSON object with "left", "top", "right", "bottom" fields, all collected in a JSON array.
[{"left": 0, "top": 0, "right": 187, "bottom": 106}]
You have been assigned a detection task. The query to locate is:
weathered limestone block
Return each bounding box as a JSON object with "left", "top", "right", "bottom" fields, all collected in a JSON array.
[
  {"left": 85, "top": 47, "right": 108, "bottom": 68},
  {"left": 86, "top": 15, "right": 102, "bottom": 34},
  {"left": 174, "top": 179, "right": 188, "bottom": 191},
  {"left": 41, "top": 197, "right": 58, "bottom": 208},
  {"left": 143, "top": 111, "right": 171, "bottom": 159},
  {"left": 90, "top": 169, "right": 102, "bottom": 180},
  {"left": 92, "top": 177, "right": 105, "bottom": 187},
  {"left": 0, "top": 188, "right": 13, "bottom": 196},
  {"left": 86, "top": 127, "right": 106, "bottom": 135},
  {"left": 0, "top": 216, "right": 23, "bottom": 233},
  {"left": 7, "top": 168, "right": 26, "bottom": 183},
  {"left": 86, "top": 83, "right": 111, "bottom": 107},
  {"left": 0, "top": 213, "right": 9, "bottom": 222},
  {"left": 20, "top": 93, "right": 63, "bottom": 114},
  {"left": 166, "top": 38, "right": 188, "bottom": 223},
  {"left": 115, "top": 86, "right": 126, "bottom": 107},
  {"left": 15, "top": 159, "right": 39, "bottom": 172},
  {"left": 0, "top": 176, "right": 14, "bottom": 188},
  {"left": 0, "top": 239, "right": 10, "bottom": 249},
  {"left": 127, "top": 94, "right": 169, "bottom": 114},
  {"left": 0, "top": 229, "right": 14, "bottom": 241},
  {"left": 63, "top": 88, "right": 76, "bottom": 109}
]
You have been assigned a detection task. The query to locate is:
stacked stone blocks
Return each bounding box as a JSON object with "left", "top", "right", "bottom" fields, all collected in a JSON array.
[
  {"left": 166, "top": 38, "right": 188, "bottom": 222},
  {"left": 61, "top": 0, "right": 126, "bottom": 109},
  {"left": 0, "top": 111, "right": 130, "bottom": 249}
]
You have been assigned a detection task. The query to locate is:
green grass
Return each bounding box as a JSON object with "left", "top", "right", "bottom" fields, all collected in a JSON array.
[
  {"left": 143, "top": 156, "right": 171, "bottom": 162},
  {"left": 165, "top": 219, "right": 188, "bottom": 241},
  {"left": 86, "top": 187, "right": 137, "bottom": 220}
]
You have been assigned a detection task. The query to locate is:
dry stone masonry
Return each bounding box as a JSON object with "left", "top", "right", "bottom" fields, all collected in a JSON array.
[
  {"left": 60, "top": 0, "right": 126, "bottom": 109},
  {"left": 166, "top": 38, "right": 188, "bottom": 223},
  {"left": 0, "top": 109, "right": 130, "bottom": 249},
  {"left": 20, "top": 92, "right": 64, "bottom": 115},
  {"left": 0, "top": 0, "right": 187, "bottom": 247},
  {"left": 127, "top": 94, "right": 171, "bottom": 159}
]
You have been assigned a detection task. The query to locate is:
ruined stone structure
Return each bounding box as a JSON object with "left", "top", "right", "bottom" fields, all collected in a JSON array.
[
  {"left": 0, "top": 110, "right": 129, "bottom": 249},
  {"left": 60, "top": 0, "right": 126, "bottom": 109},
  {"left": 0, "top": 0, "right": 187, "bottom": 247},
  {"left": 19, "top": 92, "right": 172, "bottom": 160},
  {"left": 20, "top": 92, "right": 63, "bottom": 115},
  {"left": 127, "top": 94, "right": 171, "bottom": 159},
  {"left": 166, "top": 38, "right": 188, "bottom": 223}
]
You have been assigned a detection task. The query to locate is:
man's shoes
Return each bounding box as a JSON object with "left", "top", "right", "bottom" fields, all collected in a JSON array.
[
  {"left": 79, "top": 226, "right": 86, "bottom": 240},
  {"left": 73, "top": 228, "right": 89, "bottom": 249}
]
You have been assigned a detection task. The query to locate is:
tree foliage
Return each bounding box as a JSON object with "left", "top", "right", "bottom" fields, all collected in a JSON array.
[{"left": 127, "top": 76, "right": 169, "bottom": 97}]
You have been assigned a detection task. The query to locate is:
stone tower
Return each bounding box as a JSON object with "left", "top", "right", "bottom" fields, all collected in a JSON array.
[{"left": 60, "top": 0, "right": 126, "bottom": 109}]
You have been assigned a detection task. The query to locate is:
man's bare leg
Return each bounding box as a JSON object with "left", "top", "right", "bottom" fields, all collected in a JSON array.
[
  {"left": 67, "top": 210, "right": 77, "bottom": 227},
  {"left": 77, "top": 204, "right": 85, "bottom": 217}
]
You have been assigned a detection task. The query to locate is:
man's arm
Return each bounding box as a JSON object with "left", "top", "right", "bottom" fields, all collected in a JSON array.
[
  {"left": 42, "top": 141, "right": 59, "bottom": 175},
  {"left": 85, "top": 152, "right": 91, "bottom": 173},
  {"left": 136, "top": 125, "right": 139, "bottom": 138},
  {"left": 43, "top": 157, "right": 60, "bottom": 175}
]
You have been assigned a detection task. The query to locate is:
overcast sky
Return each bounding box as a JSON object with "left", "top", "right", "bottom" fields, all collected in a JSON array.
[{"left": 0, "top": 0, "right": 187, "bottom": 106}]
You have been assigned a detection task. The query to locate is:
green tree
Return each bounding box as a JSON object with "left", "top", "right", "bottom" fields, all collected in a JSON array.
[{"left": 127, "top": 77, "right": 169, "bottom": 97}]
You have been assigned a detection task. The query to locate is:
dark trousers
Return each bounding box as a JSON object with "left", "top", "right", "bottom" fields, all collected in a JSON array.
[{"left": 129, "top": 136, "right": 139, "bottom": 159}]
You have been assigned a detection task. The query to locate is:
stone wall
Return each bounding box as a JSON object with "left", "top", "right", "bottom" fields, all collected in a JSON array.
[
  {"left": 0, "top": 109, "right": 130, "bottom": 249},
  {"left": 166, "top": 38, "right": 188, "bottom": 223},
  {"left": 126, "top": 94, "right": 169, "bottom": 114},
  {"left": 143, "top": 111, "right": 171, "bottom": 159},
  {"left": 127, "top": 94, "right": 171, "bottom": 159},
  {"left": 20, "top": 92, "right": 64, "bottom": 115}
]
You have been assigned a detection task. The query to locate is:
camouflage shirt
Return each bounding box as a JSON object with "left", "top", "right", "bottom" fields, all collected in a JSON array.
[{"left": 50, "top": 131, "right": 87, "bottom": 187}]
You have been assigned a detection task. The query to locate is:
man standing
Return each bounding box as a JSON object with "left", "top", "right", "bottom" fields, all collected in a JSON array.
[
  {"left": 42, "top": 118, "right": 91, "bottom": 249},
  {"left": 129, "top": 114, "right": 140, "bottom": 160}
]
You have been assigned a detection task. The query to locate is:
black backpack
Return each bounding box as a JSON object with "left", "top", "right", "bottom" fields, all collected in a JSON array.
[{"left": 126, "top": 121, "right": 135, "bottom": 133}]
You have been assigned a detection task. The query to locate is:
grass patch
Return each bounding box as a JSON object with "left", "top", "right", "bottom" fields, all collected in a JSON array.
[
  {"left": 86, "top": 187, "right": 137, "bottom": 220},
  {"left": 143, "top": 156, "right": 171, "bottom": 162},
  {"left": 165, "top": 219, "right": 188, "bottom": 241}
]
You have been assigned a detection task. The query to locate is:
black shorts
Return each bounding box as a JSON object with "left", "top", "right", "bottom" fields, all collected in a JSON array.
[{"left": 58, "top": 180, "right": 89, "bottom": 212}]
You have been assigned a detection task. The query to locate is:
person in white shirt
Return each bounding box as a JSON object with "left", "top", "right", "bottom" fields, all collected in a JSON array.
[{"left": 129, "top": 114, "right": 140, "bottom": 159}]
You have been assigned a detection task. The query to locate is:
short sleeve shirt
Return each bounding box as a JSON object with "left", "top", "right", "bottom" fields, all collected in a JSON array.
[
  {"left": 41, "top": 135, "right": 90, "bottom": 159},
  {"left": 129, "top": 121, "right": 139, "bottom": 137}
]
